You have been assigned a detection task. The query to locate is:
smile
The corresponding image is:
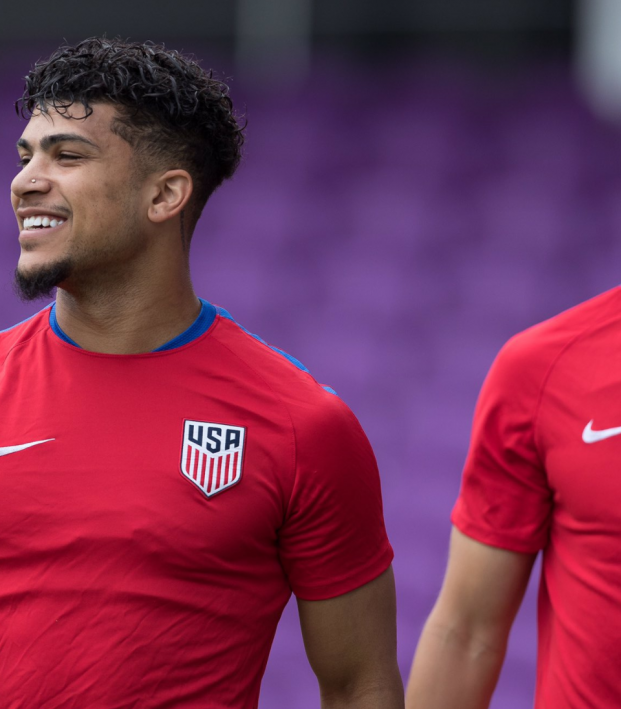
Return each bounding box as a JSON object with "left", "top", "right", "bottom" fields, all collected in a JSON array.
[{"left": 23, "top": 216, "right": 65, "bottom": 230}]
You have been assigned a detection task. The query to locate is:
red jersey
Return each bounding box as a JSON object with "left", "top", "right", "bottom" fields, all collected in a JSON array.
[
  {"left": 0, "top": 300, "right": 393, "bottom": 709},
  {"left": 452, "top": 286, "right": 621, "bottom": 707}
]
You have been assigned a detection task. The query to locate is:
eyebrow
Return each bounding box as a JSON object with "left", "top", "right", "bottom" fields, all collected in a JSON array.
[{"left": 17, "top": 133, "right": 99, "bottom": 152}]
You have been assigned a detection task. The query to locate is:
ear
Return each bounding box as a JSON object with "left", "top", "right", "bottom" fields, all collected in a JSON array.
[{"left": 147, "top": 169, "right": 193, "bottom": 224}]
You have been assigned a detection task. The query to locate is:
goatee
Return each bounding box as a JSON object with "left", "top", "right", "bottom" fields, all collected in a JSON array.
[{"left": 14, "top": 260, "right": 72, "bottom": 301}]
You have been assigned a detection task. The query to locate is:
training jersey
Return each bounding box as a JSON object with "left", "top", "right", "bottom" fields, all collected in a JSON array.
[
  {"left": 0, "top": 300, "right": 393, "bottom": 709},
  {"left": 452, "top": 286, "right": 621, "bottom": 708}
]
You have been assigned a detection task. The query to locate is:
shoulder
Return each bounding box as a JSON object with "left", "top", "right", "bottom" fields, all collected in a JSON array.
[
  {"left": 489, "top": 287, "right": 621, "bottom": 392},
  {"left": 209, "top": 305, "right": 338, "bottom": 406},
  {"left": 0, "top": 306, "right": 52, "bottom": 361},
  {"left": 449, "top": 293, "right": 621, "bottom": 553},
  {"left": 207, "top": 306, "right": 367, "bottom": 453}
]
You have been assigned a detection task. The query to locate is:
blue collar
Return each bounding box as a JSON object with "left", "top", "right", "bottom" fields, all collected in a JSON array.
[{"left": 49, "top": 298, "right": 217, "bottom": 352}]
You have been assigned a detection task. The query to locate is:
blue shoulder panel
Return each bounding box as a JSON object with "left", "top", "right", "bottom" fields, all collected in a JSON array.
[{"left": 215, "top": 306, "right": 337, "bottom": 395}]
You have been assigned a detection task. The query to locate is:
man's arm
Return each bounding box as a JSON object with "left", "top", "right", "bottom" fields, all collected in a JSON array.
[
  {"left": 297, "top": 566, "right": 404, "bottom": 709},
  {"left": 406, "top": 527, "right": 537, "bottom": 709}
]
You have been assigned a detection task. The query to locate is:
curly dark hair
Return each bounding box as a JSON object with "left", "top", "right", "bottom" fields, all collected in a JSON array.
[{"left": 16, "top": 37, "right": 245, "bottom": 229}]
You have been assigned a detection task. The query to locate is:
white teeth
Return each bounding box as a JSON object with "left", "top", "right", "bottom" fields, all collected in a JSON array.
[{"left": 22, "top": 216, "right": 65, "bottom": 230}]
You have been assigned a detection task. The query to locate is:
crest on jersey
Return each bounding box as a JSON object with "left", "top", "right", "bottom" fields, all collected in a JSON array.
[{"left": 180, "top": 420, "right": 245, "bottom": 497}]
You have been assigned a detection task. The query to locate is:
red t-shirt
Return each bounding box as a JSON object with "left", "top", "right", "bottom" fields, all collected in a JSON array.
[
  {"left": 452, "top": 286, "right": 621, "bottom": 707},
  {"left": 0, "top": 301, "right": 393, "bottom": 709}
]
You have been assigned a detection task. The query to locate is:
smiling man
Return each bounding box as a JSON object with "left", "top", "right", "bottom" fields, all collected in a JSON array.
[{"left": 5, "top": 38, "right": 402, "bottom": 709}]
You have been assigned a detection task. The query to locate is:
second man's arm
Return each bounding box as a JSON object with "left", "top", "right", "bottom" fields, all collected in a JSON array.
[{"left": 406, "top": 527, "right": 536, "bottom": 709}]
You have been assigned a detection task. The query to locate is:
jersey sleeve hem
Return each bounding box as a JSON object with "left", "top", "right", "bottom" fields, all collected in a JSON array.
[
  {"left": 291, "top": 542, "right": 394, "bottom": 602},
  {"left": 451, "top": 509, "right": 545, "bottom": 555}
]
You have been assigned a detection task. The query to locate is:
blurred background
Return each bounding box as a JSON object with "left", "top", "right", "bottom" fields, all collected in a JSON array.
[{"left": 2, "top": 1, "right": 621, "bottom": 706}]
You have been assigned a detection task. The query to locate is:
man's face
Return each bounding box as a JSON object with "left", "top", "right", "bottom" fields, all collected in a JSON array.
[{"left": 11, "top": 103, "right": 148, "bottom": 299}]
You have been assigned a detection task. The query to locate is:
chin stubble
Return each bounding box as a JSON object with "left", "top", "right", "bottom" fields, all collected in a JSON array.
[{"left": 14, "top": 259, "right": 73, "bottom": 301}]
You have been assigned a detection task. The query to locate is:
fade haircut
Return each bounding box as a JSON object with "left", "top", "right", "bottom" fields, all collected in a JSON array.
[{"left": 16, "top": 37, "right": 245, "bottom": 230}]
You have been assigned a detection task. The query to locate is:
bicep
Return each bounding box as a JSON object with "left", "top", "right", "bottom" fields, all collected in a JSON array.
[
  {"left": 297, "top": 566, "right": 401, "bottom": 694},
  {"left": 432, "top": 527, "right": 537, "bottom": 640}
]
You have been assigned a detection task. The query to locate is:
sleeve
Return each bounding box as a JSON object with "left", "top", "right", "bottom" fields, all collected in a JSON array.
[
  {"left": 452, "top": 333, "right": 554, "bottom": 554},
  {"left": 278, "top": 393, "right": 394, "bottom": 601}
]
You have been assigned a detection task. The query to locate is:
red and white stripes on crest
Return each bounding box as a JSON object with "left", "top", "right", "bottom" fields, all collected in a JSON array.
[
  {"left": 185, "top": 445, "right": 240, "bottom": 496},
  {"left": 180, "top": 420, "right": 245, "bottom": 498}
]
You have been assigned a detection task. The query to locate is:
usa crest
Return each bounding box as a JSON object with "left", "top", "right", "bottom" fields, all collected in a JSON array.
[{"left": 180, "top": 420, "right": 245, "bottom": 497}]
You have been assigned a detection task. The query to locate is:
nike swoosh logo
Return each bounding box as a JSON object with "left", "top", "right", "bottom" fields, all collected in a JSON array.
[
  {"left": 582, "top": 421, "right": 621, "bottom": 444},
  {"left": 0, "top": 439, "right": 55, "bottom": 457}
]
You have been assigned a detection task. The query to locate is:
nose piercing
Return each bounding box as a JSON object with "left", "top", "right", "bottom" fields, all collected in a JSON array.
[{"left": 31, "top": 179, "right": 36, "bottom": 183}]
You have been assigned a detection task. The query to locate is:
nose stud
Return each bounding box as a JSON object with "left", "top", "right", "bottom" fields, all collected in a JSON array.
[{"left": 31, "top": 179, "right": 36, "bottom": 183}]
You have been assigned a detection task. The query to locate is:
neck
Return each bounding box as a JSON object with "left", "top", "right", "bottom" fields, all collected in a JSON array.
[{"left": 54, "top": 263, "right": 201, "bottom": 355}]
